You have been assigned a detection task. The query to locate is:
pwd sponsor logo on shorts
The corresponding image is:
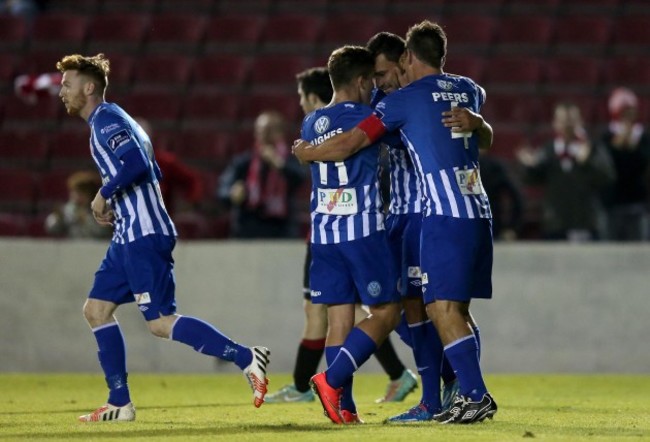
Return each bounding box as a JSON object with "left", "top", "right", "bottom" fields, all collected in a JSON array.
[
  {"left": 367, "top": 281, "right": 382, "bottom": 297},
  {"left": 421, "top": 273, "right": 428, "bottom": 285},
  {"left": 134, "top": 292, "right": 151, "bottom": 304},
  {"left": 310, "top": 290, "right": 321, "bottom": 298}
]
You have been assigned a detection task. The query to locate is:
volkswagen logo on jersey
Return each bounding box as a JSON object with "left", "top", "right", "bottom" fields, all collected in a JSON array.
[
  {"left": 367, "top": 281, "right": 382, "bottom": 297},
  {"left": 314, "top": 116, "right": 330, "bottom": 135},
  {"left": 437, "top": 79, "right": 454, "bottom": 91}
]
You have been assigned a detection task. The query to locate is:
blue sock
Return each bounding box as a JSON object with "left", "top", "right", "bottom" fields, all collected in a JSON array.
[
  {"left": 325, "top": 346, "right": 355, "bottom": 413},
  {"left": 326, "top": 328, "right": 377, "bottom": 389},
  {"left": 171, "top": 316, "right": 252, "bottom": 370},
  {"left": 394, "top": 311, "right": 413, "bottom": 348},
  {"left": 410, "top": 321, "right": 442, "bottom": 412},
  {"left": 93, "top": 323, "right": 130, "bottom": 407},
  {"left": 444, "top": 335, "right": 487, "bottom": 401},
  {"left": 472, "top": 325, "right": 481, "bottom": 360}
]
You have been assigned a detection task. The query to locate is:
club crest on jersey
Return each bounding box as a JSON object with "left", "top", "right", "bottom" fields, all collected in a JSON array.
[
  {"left": 314, "top": 116, "right": 330, "bottom": 135},
  {"left": 437, "top": 79, "right": 454, "bottom": 91},
  {"left": 367, "top": 281, "right": 382, "bottom": 297}
]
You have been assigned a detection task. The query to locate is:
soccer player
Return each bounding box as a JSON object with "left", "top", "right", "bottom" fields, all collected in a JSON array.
[
  {"left": 266, "top": 67, "right": 417, "bottom": 404},
  {"left": 294, "top": 21, "right": 498, "bottom": 424},
  {"left": 300, "top": 46, "right": 402, "bottom": 425},
  {"left": 56, "top": 53, "right": 270, "bottom": 422}
]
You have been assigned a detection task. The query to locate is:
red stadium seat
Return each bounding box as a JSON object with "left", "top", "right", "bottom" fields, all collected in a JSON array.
[
  {"left": 543, "top": 57, "right": 604, "bottom": 92},
  {"left": 480, "top": 92, "right": 540, "bottom": 129},
  {"left": 482, "top": 56, "right": 543, "bottom": 93},
  {"left": 560, "top": 0, "right": 621, "bottom": 14},
  {"left": 0, "top": 214, "right": 27, "bottom": 236},
  {"left": 131, "top": 54, "right": 193, "bottom": 93},
  {"left": 101, "top": 53, "right": 134, "bottom": 94},
  {"left": 493, "top": 15, "right": 553, "bottom": 55},
  {"left": 121, "top": 92, "right": 182, "bottom": 128},
  {"left": 35, "top": 170, "right": 72, "bottom": 213},
  {"left": 259, "top": 14, "right": 324, "bottom": 52},
  {"left": 320, "top": 15, "right": 384, "bottom": 48},
  {"left": 0, "top": 169, "right": 37, "bottom": 213},
  {"left": 0, "top": 54, "right": 17, "bottom": 90},
  {"left": 240, "top": 93, "right": 302, "bottom": 125},
  {"left": 173, "top": 211, "right": 211, "bottom": 240},
  {"left": 48, "top": 131, "right": 95, "bottom": 170},
  {"left": 2, "top": 95, "right": 62, "bottom": 130},
  {"left": 215, "top": 0, "right": 273, "bottom": 14},
  {"left": 47, "top": 0, "right": 101, "bottom": 13},
  {"left": 612, "top": 16, "right": 650, "bottom": 55},
  {"left": 204, "top": 15, "right": 265, "bottom": 53},
  {"left": 101, "top": 0, "right": 158, "bottom": 12},
  {"left": 191, "top": 54, "right": 252, "bottom": 91},
  {"left": 158, "top": 0, "right": 216, "bottom": 13},
  {"left": 86, "top": 13, "right": 150, "bottom": 54},
  {"left": 172, "top": 131, "right": 232, "bottom": 165},
  {"left": 146, "top": 14, "right": 207, "bottom": 54},
  {"left": 552, "top": 16, "right": 613, "bottom": 55},
  {"left": 0, "top": 132, "right": 49, "bottom": 170},
  {"left": 181, "top": 93, "right": 242, "bottom": 130},
  {"left": 490, "top": 127, "right": 527, "bottom": 159},
  {"left": 0, "top": 15, "right": 27, "bottom": 51},
  {"left": 604, "top": 57, "right": 650, "bottom": 90},
  {"left": 380, "top": 13, "right": 439, "bottom": 36},
  {"left": 440, "top": 15, "right": 496, "bottom": 53},
  {"left": 249, "top": 54, "right": 312, "bottom": 91},
  {"left": 30, "top": 13, "right": 88, "bottom": 53},
  {"left": 444, "top": 55, "right": 485, "bottom": 84}
]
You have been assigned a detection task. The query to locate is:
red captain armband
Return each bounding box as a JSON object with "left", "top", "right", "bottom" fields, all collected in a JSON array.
[{"left": 357, "top": 114, "right": 386, "bottom": 143}]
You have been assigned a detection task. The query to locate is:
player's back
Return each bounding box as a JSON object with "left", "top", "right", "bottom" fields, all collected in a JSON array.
[
  {"left": 377, "top": 74, "right": 491, "bottom": 219},
  {"left": 301, "top": 102, "right": 384, "bottom": 244}
]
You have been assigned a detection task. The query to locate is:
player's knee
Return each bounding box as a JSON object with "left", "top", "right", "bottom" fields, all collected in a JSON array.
[
  {"left": 147, "top": 318, "right": 171, "bottom": 338},
  {"left": 82, "top": 300, "right": 112, "bottom": 327}
]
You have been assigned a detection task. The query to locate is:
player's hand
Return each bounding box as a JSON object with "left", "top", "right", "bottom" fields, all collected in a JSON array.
[
  {"left": 91, "top": 190, "right": 113, "bottom": 226},
  {"left": 442, "top": 107, "right": 483, "bottom": 133}
]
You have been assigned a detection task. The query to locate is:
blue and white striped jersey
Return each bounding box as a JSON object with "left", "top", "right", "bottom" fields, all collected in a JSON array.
[
  {"left": 372, "top": 89, "right": 422, "bottom": 216},
  {"left": 88, "top": 102, "right": 177, "bottom": 243},
  {"left": 302, "top": 101, "right": 384, "bottom": 245},
  {"left": 374, "top": 74, "right": 492, "bottom": 219}
]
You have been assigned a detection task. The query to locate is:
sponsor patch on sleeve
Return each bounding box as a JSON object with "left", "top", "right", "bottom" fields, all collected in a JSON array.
[{"left": 107, "top": 129, "right": 131, "bottom": 151}]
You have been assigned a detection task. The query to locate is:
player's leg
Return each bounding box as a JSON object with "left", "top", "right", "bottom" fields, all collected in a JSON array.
[
  {"left": 128, "top": 234, "right": 270, "bottom": 407},
  {"left": 421, "top": 216, "right": 496, "bottom": 424},
  {"left": 267, "top": 243, "right": 324, "bottom": 403},
  {"left": 79, "top": 243, "right": 136, "bottom": 422}
]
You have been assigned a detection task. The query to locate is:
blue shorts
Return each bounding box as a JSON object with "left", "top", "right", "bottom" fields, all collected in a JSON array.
[
  {"left": 386, "top": 213, "right": 423, "bottom": 298},
  {"left": 420, "top": 215, "right": 493, "bottom": 304},
  {"left": 89, "top": 234, "right": 177, "bottom": 321},
  {"left": 310, "top": 232, "right": 399, "bottom": 306}
]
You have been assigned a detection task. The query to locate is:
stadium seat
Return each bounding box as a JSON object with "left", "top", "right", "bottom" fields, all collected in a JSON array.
[
  {"left": 438, "top": 15, "right": 496, "bottom": 53},
  {"left": 35, "top": 170, "right": 72, "bottom": 213},
  {"left": 604, "top": 57, "right": 650, "bottom": 91},
  {"left": 101, "top": 0, "right": 158, "bottom": 12},
  {"left": 173, "top": 211, "right": 211, "bottom": 240},
  {"left": 181, "top": 93, "right": 242, "bottom": 130},
  {"left": 121, "top": 91, "right": 182, "bottom": 128},
  {"left": 482, "top": 56, "right": 542, "bottom": 93},
  {"left": 191, "top": 54, "right": 252, "bottom": 91},
  {"left": 493, "top": 15, "right": 553, "bottom": 55},
  {"left": 380, "top": 13, "right": 440, "bottom": 36},
  {"left": 101, "top": 53, "right": 134, "bottom": 93},
  {"left": 441, "top": 0, "right": 507, "bottom": 15},
  {"left": 543, "top": 57, "right": 604, "bottom": 92},
  {"left": 504, "top": 0, "right": 561, "bottom": 14},
  {"left": 2, "top": 95, "right": 61, "bottom": 131},
  {"left": 0, "top": 15, "right": 27, "bottom": 52},
  {"left": 480, "top": 92, "right": 539, "bottom": 129},
  {"left": 0, "top": 169, "right": 37, "bottom": 214},
  {"left": 0, "top": 54, "right": 17, "bottom": 91},
  {"left": 131, "top": 54, "right": 193, "bottom": 93},
  {"left": 158, "top": 0, "right": 217, "bottom": 13},
  {"left": 249, "top": 54, "right": 313, "bottom": 92},
  {"left": 47, "top": 0, "right": 101, "bottom": 13},
  {"left": 490, "top": 127, "right": 527, "bottom": 159},
  {"left": 612, "top": 16, "right": 650, "bottom": 55},
  {"left": 86, "top": 13, "right": 150, "bottom": 55},
  {"left": 330, "top": 0, "right": 390, "bottom": 14},
  {"left": 0, "top": 132, "right": 49, "bottom": 171},
  {"left": 29, "top": 13, "right": 88, "bottom": 53},
  {"left": 172, "top": 131, "right": 233, "bottom": 167},
  {"left": 14, "top": 50, "right": 62, "bottom": 76},
  {"left": 146, "top": 14, "right": 208, "bottom": 54},
  {"left": 551, "top": 16, "right": 613, "bottom": 55},
  {"left": 215, "top": 0, "right": 273, "bottom": 14},
  {"left": 240, "top": 93, "right": 302, "bottom": 125},
  {"left": 275, "top": 0, "right": 329, "bottom": 13},
  {"left": 559, "top": 0, "right": 621, "bottom": 15},
  {"left": 203, "top": 15, "right": 266, "bottom": 53},
  {"left": 259, "top": 14, "right": 324, "bottom": 53},
  {"left": 320, "top": 15, "right": 384, "bottom": 48},
  {"left": 48, "top": 131, "right": 95, "bottom": 170},
  {"left": 444, "top": 55, "right": 485, "bottom": 84},
  {"left": 0, "top": 214, "right": 27, "bottom": 236}
]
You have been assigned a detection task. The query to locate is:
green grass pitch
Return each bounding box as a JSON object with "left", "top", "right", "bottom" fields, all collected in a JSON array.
[{"left": 0, "top": 373, "right": 648, "bottom": 441}]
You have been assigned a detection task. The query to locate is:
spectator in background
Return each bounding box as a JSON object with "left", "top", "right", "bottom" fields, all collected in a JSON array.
[
  {"left": 599, "top": 87, "right": 650, "bottom": 241},
  {"left": 218, "top": 110, "right": 306, "bottom": 238},
  {"left": 479, "top": 151, "right": 523, "bottom": 241},
  {"left": 44, "top": 170, "right": 111, "bottom": 239},
  {"left": 135, "top": 118, "right": 204, "bottom": 216},
  {"left": 516, "top": 102, "right": 616, "bottom": 241}
]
